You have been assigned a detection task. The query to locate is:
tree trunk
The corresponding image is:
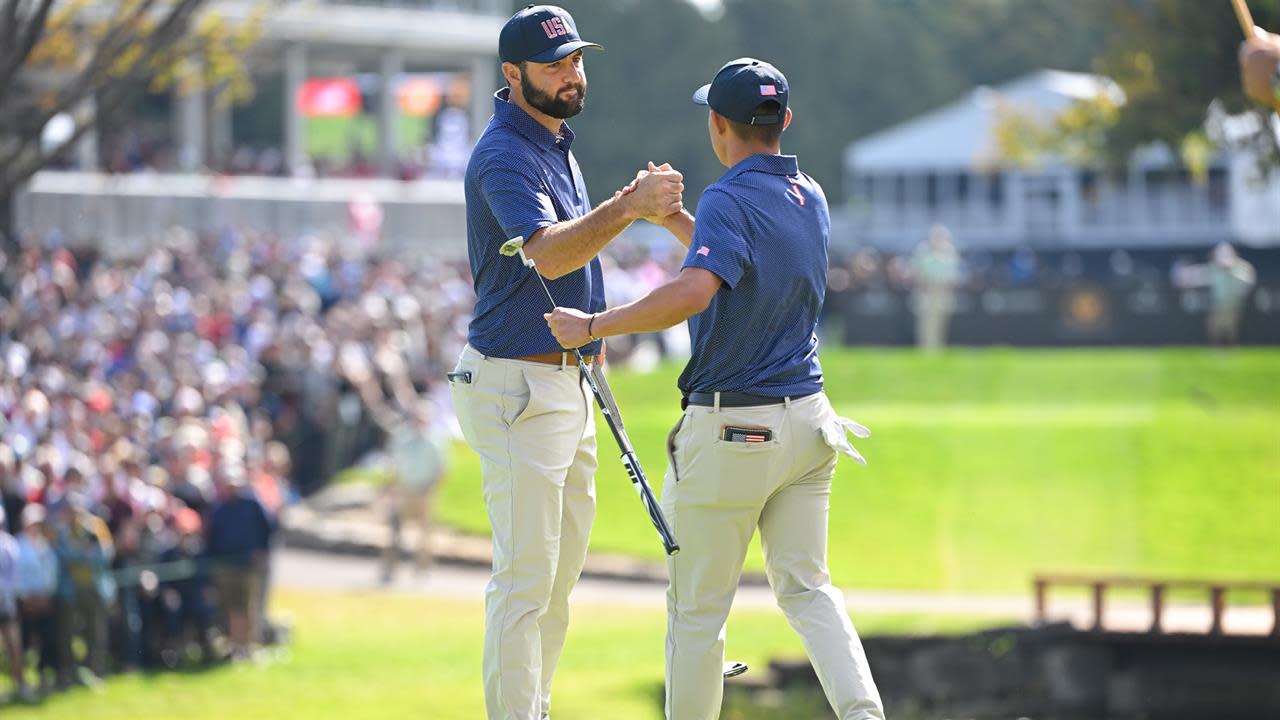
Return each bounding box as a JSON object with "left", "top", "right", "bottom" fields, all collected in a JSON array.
[{"left": 0, "top": 190, "right": 15, "bottom": 255}]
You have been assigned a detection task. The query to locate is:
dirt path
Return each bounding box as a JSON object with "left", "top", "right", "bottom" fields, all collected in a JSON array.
[{"left": 275, "top": 548, "right": 1276, "bottom": 636}]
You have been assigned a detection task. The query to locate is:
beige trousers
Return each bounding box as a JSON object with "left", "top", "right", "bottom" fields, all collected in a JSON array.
[
  {"left": 661, "top": 392, "right": 884, "bottom": 720},
  {"left": 451, "top": 345, "right": 597, "bottom": 720},
  {"left": 914, "top": 288, "right": 954, "bottom": 351},
  {"left": 381, "top": 485, "right": 437, "bottom": 579}
]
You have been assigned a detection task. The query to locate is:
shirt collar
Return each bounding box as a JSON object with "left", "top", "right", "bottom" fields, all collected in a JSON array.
[
  {"left": 723, "top": 153, "right": 800, "bottom": 180},
  {"left": 493, "top": 88, "right": 575, "bottom": 152}
]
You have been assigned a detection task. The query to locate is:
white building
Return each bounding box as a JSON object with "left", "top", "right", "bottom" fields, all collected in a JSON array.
[{"left": 841, "top": 69, "right": 1280, "bottom": 251}]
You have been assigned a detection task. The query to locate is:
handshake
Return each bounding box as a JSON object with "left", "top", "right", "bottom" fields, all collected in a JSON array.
[{"left": 613, "top": 161, "right": 685, "bottom": 226}]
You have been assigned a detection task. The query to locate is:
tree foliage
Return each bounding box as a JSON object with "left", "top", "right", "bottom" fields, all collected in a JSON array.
[
  {"left": 558, "top": 0, "right": 1111, "bottom": 205},
  {"left": 995, "top": 0, "right": 1280, "bottom": 178},
  {"left": 0, "top": 0, "right": 263, "bottom": 198}
]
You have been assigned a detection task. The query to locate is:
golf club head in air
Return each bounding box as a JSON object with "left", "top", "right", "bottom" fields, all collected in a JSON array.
[{"left": 499, "top": 237, "right": 535, "bottom": 267}]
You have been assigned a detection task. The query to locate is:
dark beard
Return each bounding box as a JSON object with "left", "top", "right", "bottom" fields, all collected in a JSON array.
[{"left": 519, "top": 65, "right": 586, "bottom": 119}]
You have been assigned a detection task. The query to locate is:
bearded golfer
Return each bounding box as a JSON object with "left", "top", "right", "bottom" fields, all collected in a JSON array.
[
  {"left": 449, "top": 5, "right": 683, "bottom": 719},
  {"left": 546, "top": 58, "right": 885, "bottom": 720}
]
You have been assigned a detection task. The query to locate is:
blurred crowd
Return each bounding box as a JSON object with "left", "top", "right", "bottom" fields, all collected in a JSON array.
[
  {"left": 826, "top": 224, "right": 1259, "bottom": 348},
  {"left": 0, "top": 224, "right": 473, "bottom": 703}
]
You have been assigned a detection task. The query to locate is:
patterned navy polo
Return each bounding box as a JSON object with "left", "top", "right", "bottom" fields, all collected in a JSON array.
[
  {"left": 678, "top": 153, "right": 827, "bottom": 397},
  {"left": 464, "top": 88, "right": 605, "bottom": 358}
]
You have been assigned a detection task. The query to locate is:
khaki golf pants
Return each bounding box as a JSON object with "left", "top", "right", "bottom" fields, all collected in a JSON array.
[
  {"left": 451, "top": 345, "right": 597, "bottom": 720},
  {"left": 661, "top": 391, "right": 884, "bottom": 720}
]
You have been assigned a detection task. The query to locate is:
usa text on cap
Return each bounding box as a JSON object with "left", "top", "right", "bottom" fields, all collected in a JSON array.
[{"left": 499, "top": 5, "right": 603, "bottom": 64}]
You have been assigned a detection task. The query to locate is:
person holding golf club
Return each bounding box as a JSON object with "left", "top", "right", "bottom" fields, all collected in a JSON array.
[
  {"left": 449, "top": 5, "right": 683, "bottom": 719},
  {"left": 1240, "top": 26, "right": 1280, "bottom": 111},
  {"left": 546, "top": 58, "right": 885, "bottom": 720}
]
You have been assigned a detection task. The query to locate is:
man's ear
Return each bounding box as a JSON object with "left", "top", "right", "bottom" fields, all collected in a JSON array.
[
  {"left": 501, "top": 61, "right": 521, "bottom": 89},
  {"left": 710, "top": 110, "right": 728, "bottom": 134},
  {"left": 782, "top": 107, "right": 793, "bottom": 132}
]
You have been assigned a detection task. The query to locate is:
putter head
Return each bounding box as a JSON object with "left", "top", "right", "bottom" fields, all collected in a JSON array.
[
  {"left": 499, "top": 237, "right": 534, "bottom": 267},
  {"left": 498, "top": 237, "right": 524, "bottom": 257}
]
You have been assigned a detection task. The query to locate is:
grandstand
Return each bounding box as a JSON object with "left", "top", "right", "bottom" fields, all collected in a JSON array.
[
  {"left": 841, "top": 70, "right": 1280, "bottom": 251},
  {"left": 14, "top": 0, "right": 506, "bottom": 256}
]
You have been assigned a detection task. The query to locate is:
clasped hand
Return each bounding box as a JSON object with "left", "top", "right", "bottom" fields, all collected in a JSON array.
[{"left": 617, "top": 161, "right": 684, "bottom": 224}]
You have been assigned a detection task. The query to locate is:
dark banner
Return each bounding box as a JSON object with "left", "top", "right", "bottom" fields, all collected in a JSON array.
[{"left": 826, "top": 246, "right": 1280, "bottom": 346}]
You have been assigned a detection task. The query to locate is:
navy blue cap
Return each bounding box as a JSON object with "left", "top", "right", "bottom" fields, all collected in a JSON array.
[
  {"left": 499, "top": 5, "right": 603, "bottom": 64},
  {"left": 692, "top": 58, "right": 788, "bottom": 126}
]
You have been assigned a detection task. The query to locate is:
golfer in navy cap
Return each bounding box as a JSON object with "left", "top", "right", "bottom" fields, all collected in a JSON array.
[
  {"left": 546, "top": 58, "right": 885, "bottom": 719},
  {"left": 451, "top": 5, "right": 685, "bottom": 719}
]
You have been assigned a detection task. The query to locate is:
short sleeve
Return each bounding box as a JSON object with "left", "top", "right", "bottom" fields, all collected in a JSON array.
[
  {"left": 684, "top": 189, "right": 750, "bottom": 289},
  {"left": 477, "top": 158, "right": 558, "bottom": 242}
]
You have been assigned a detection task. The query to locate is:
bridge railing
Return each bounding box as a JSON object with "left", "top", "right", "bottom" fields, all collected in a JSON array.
[{"left": 1033, "top": 573, "right": 1280, "bottom": 636}]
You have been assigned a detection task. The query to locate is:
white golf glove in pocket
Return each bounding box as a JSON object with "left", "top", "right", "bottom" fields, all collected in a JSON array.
[{"left": 819, "top": 409, "right": 871, "bottom": 465}]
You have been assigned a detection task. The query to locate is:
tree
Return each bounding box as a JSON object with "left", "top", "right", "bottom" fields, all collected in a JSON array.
[
  {"left": 0, "top": 0, "right": 262, "bottom": 249},
  {"left": 560, "top": 0, "right": 1111, "bottom": 207},
  {"left": 995, "top": 0, "right": 1280, "bottom": 177}
]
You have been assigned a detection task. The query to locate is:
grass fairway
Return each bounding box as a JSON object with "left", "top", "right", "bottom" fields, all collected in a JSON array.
[
  {"left": 6, "top": 590, "right": 996, "bottom": 720},
  {"left": 438, "top": 348, "right": 1280, "bottom": 592}
]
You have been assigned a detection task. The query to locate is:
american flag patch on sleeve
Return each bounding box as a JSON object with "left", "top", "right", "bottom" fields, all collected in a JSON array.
[{"left": 696, "top": 246, "right": 711, "bottom": 256}]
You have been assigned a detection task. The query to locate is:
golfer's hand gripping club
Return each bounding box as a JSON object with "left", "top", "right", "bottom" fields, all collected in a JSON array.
[{"left": 500, "top": 237, "right": 680, "bottom": 556}]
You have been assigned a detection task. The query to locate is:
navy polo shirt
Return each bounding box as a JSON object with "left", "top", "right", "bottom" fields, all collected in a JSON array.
[
  {"left": 678, "top": 154, "right": 827, "bottom": 397},
  {"left": 464, "top": 88, "right": 604, "bottom": 358}
]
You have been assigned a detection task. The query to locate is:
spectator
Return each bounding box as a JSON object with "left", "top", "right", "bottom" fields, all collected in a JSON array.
[
  {"left": 0, "top": 448, "right": 25, "bottom": 540},
  {"left": 14, "top": 504, "right": 57, "bottom": 699},
  {"left": 250, "top": 441, "right": 290, "bottom": 646},
  {"left": 910, "top": 223, "right": 962, "bottom": 351},
  {"left": 1205, "top": 243, "right": 1257, "bottom": 346},
  {"left": 51, "top": 494, "right": 115, "bottom": 684},
  {"left": 153, "top": 507, "right": 216, "bottom": 668},
  {"left": 1172, "top": 243, "right": 1257, "bottom": 346},
  {"left": 204, "top": 465, "right": 273, "bottom": 660},
  {"left": 0, "top": 506, "right": 30, "bottom": 702},
  {"left": 377, "top": 401, "right": 449, "bottom": 583}
]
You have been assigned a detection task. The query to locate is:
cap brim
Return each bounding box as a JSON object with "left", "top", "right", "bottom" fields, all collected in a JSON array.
[
  {"left": 526, "top": 41, "right": 603, "bottom": 64},
  {"left": 692, "top": 84, "right": 711, "bottom": 106}
]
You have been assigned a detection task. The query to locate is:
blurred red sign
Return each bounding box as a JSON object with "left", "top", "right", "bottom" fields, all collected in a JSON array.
[{"left": 298, "top": 78, "right": 362, "bottom": 117}]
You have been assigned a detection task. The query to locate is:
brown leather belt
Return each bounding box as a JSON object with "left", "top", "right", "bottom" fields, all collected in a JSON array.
[{"left": 516, "top": 351, "right": 596, "bottom": 366}]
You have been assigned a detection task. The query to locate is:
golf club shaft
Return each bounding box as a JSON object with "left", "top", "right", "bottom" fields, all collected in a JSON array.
[
  {"left": 526, "top": 263, "right": 680, "bottom": 556},
  {"left": 1231, "top": 0, "right": 1255, "bottom": 39}
]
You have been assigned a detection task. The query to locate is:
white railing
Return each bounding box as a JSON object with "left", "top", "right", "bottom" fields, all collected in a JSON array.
[{"left": 16, "top": 171, "right": 469, "bottom": 258}]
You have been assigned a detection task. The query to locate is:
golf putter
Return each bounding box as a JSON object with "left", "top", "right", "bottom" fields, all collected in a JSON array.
[
  {"left": 582, "top": 342, "right": 750, "bottom": 683},
  {"left": 500, "top": 237, "right": 680, "bottom": 556}
]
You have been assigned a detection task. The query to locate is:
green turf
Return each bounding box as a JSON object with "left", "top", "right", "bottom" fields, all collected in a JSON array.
[
  {"left": 4, "top": 591, "right": 998, "bottom": 719},
  {"left": 438, "top": 348, "right": 1280, "bottom": 593}
]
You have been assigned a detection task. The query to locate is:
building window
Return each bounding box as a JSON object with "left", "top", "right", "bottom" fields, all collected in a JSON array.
[
  {"left": 987, "top": 173, "right": 1004, "bottom": 209},
  {"left": 1208, "top": 167, "right": 1228, "bottom": 215}
]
